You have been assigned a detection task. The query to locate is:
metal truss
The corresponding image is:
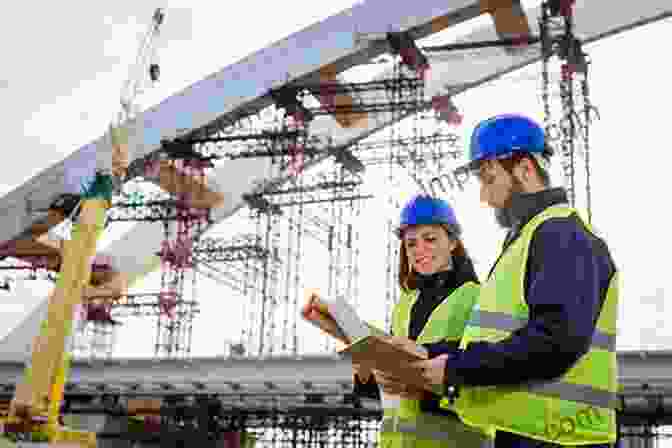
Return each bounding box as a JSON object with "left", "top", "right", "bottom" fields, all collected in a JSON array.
[
  {"left": 50, "top": 404, "right": 381, "bottom": 447},
  {"left": 351, "top": 132, "right": 459, "bottom": 154},
  {"left": 308, "top": 99, "right": 432, "bottom": 117},
  {"left": 192, "top": 236, "right": 271, "bottom": 264},
  {"left": 354, "top": 133, "right": 461, "bottom": 167},
  {"left": 284, "top": 76, "right": 424, "bottom": 98},
  {"left": 162, "top": 128, "right": 316, "bottom": 161},
  {"left": 0, "top": 249, "right": 111, "bottom": 283},
  {"left": 245, "top": 178, "right": 372, "bottom": 210},
  {"left": 192, "top": 233, "right": 278, "bottom": 295},
  {"left": 121, "top": 407, "right": 381, "bottom": 447},
  {"left": 269, "top": 66, "right": 431, "bottom": 124},
  {"left": 77, "top": 293, "right": 200, "bottom": 320},
  {"left": 108, "top": 199, "right": 211, "bottom": 223}
]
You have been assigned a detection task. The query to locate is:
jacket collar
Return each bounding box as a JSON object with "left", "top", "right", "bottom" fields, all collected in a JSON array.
[
  {"left": 503, "top": 187, "right": 569, "bottom": 246},
  {"left": 511, "top": 188, "right": 568, "bottom": 228}
]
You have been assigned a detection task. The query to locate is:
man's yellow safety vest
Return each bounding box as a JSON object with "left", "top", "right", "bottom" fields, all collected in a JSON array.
[
  {"left": 379, "top": 281, "right": 493, "bottom": 448},
  {"left": 454, "top": 205, "right": 619, "bottom": 445}
]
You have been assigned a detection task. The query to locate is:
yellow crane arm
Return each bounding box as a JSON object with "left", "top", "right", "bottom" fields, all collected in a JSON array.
[{"left": 5, "top": 187, "right": 111, "bottom": 447}]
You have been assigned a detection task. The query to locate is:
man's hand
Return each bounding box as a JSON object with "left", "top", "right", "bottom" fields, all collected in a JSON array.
[
  {"left": 385, "top": 335, "right": 423, "bottom": 353},
  {"left": 411, "top": 354, "right": 449, "bottom": 387},
  {"left": 374, "top": 370, "right": 425, "bottom": 400}
]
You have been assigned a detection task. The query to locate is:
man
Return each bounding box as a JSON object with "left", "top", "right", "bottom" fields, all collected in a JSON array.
[{"left": 410, "top": 114, "right": 620, "bottom": 448}]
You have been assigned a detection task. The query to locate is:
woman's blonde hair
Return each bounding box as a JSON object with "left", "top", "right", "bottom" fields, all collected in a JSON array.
[{"left": 398, "top": 224, "right": 467, "bottom": 291}]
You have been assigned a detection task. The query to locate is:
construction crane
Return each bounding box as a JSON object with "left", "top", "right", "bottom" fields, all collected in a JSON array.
[
  {"left": 110, "top": 7, "right": 165, "bottom": 181},
  {"left": 0, "top": 9, "right": 166, "bottom": 447},
  {"left": 120, "top": 7, "right": 164, "bottom": 124}
]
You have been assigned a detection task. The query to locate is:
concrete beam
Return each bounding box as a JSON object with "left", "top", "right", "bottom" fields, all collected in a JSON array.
[{"left": 0, "top": 351, "right": 668, "bottom": 396}]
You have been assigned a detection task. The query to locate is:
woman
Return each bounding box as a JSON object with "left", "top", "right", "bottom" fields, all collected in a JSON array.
[{"left": 303, "top": 194, "right": 493, "bottom": 448}]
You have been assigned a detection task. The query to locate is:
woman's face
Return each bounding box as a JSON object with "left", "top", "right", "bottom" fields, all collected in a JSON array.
[{"left": 403, "top": 224, "right": 457, "bottom": 275}]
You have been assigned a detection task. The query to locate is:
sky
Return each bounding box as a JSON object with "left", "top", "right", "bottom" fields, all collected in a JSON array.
[{"left": 0, "top": 2, "right": 670, "bottom": 363}]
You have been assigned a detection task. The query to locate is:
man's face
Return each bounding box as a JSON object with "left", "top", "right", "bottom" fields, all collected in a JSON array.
[
  {"left": 475, "top": 159, "right": 528, "bottom": 228},
  {"left": 403, "top": 225, "right": 457, "bottom": 275},
  {"left": 476, "top": 160, "right": 517, "bottom": 209}
]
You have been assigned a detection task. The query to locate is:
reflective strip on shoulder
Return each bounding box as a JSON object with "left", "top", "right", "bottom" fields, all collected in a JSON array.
[{"left": 467, "top": 310, "right": 615, "bottom": 351}]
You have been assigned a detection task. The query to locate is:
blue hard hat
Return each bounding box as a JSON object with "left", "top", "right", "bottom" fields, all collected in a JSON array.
[
  {"left": 397, "top": 195, "right": 461, "bottom": 238},
  {"left": 458, "top": 114, "right": 546, "bottom": 173}
]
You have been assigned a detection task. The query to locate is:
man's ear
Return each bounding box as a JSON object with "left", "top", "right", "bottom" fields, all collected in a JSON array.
[{"left": 515, "top": 157, "right": 535, "bottom": 183}]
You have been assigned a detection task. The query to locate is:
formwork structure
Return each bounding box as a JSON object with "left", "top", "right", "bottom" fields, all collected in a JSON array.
[{"left": 539, "top": 0, "right": 598, "bottom": 222}]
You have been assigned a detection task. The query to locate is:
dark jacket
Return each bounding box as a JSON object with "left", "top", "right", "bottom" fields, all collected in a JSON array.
[
  {"left": 353, "top": 253, "right": 479, "bottom": 416},
  {"left": 441, "top": 188, "right": 616, "bottom": 448}
]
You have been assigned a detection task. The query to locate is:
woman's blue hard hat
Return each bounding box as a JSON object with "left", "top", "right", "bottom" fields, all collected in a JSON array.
[{"left": 396, "top": 195, "right": 461, "bottom": 238}]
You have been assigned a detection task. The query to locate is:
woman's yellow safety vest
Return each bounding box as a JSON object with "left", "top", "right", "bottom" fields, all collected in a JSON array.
[
  {"left": 379, "top": 281, "right": 494, "bottom": 448},
  {"left": 454, "top": 205, "right": 619, "bottom": 445}
]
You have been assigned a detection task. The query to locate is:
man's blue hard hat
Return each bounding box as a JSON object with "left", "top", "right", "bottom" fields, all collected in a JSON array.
[
  {"left": 458, "top": 114, "right": 547, "bottom": 173},
  {"left": 396, "top": 195, "right": 461, "bottom": 238}
]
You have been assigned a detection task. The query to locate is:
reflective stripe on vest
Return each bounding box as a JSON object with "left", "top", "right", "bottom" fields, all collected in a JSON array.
[
  {"left": 455, "top": 205, "right": 619, "bottom": 445},
  {"left": 466, "top": 311, "right": 616, "bottom": 352},
  {"left": 381, "top": 415, "right": 492, "bottom": 445}
]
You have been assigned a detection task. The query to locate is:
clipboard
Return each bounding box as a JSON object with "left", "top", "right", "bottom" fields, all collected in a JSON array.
[
  {"left": 303, "top": 293, "right": 387, "bottom": 343},
  {"left": 337, "top": 335, "right": 435, "bottom": 393}
]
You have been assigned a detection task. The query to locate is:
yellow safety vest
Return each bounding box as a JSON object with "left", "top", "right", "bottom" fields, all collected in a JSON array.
[
  {"left": 454, "top": 205, "right": 619, "bottom": 445},
  {"left": 380, "top": 282, "right": 493, "bottom": 448}
]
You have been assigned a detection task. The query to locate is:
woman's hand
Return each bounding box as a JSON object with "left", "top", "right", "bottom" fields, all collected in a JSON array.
[
  {"left": 301, "top": 289, "right": 328, "bottom": 318},
  {"left": 301, "top": 289, "right": 349, "bottom": 344}
]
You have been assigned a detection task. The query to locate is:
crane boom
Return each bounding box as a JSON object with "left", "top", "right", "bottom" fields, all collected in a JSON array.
[
  {"left": 110, "top": 8, "right": 165, "bottom": 183},
  {"left": 119, "top": 8, "right": 165, "bottom": 124}
]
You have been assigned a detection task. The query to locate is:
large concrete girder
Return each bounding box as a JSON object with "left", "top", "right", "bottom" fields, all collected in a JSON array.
[
  {"left": 0, "top": 351, "right": 668, "bottom": 396},
  {"left": 0, "top": 353, "right": 669, "bottom": 421}
]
